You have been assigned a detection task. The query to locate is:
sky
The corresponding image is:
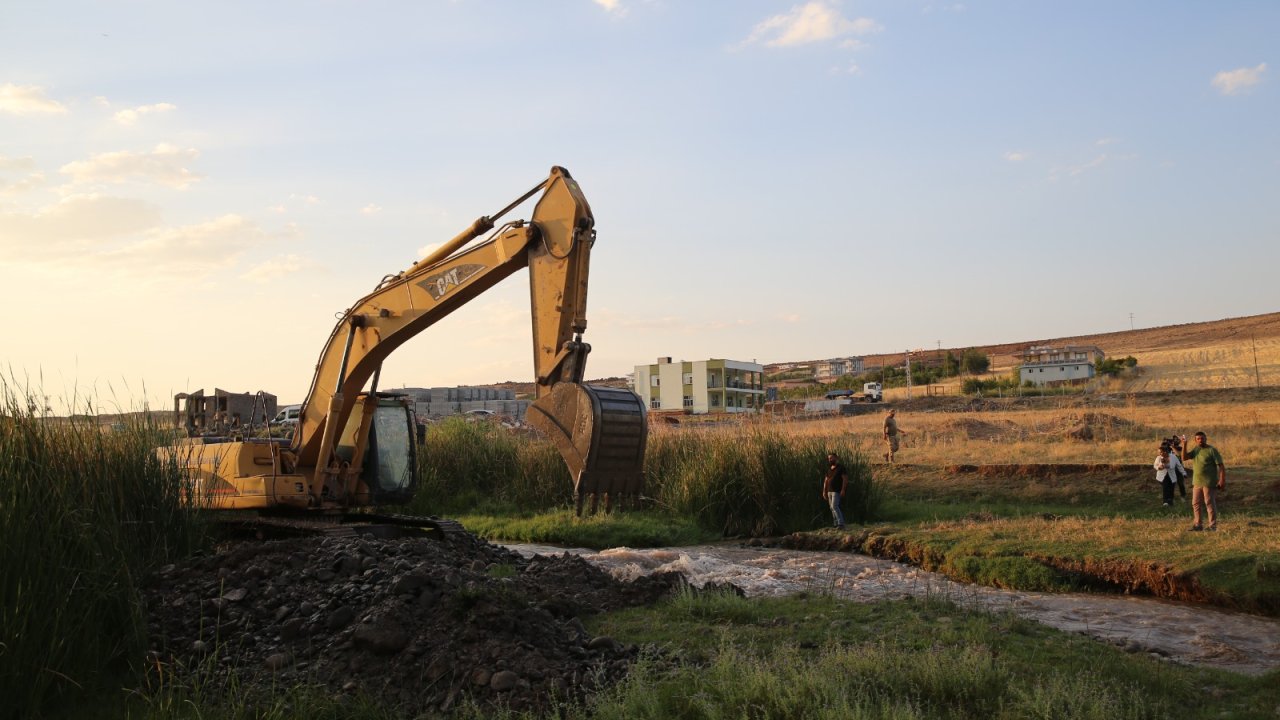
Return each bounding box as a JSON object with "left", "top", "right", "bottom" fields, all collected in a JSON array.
[{"left": 1, "top": 1, "right": 1276, "bottom": 413}]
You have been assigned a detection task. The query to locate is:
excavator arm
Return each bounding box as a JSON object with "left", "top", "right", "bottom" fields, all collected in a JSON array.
[{"left": 289, "top": 166, "right": 645, "bottom": 512}]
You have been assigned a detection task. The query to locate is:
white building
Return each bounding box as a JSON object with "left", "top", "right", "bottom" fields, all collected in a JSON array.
[
  {"left": 816, "top": 357, "right": 865, "bottom": 381},
  {"left": 1019, "top": 345, "right": 1105, "bottom": 386},
  {"left": 633, "top": 357, "right": 766, "bottom": 414}
]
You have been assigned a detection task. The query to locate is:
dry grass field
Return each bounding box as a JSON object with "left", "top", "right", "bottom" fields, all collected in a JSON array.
[
  {"left": 856, "top": 311, "right": 1280, "bottom": 398},
  {"left": 751, "top": 312, "right": 1280, "bottom": 469},
  {"left": 737, "top": 392, "right": 1280, "bottom": 471}
]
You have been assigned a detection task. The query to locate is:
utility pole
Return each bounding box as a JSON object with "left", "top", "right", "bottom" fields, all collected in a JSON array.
[
  {"left": 1253, "top": 335, "right": 1262, "bottom": 387},
  {"left": 905, "top": 350, "right": 912, "bottom": 401},
  {"left": 1129, "top": 313, "right": 1134, "bottom": 330}
]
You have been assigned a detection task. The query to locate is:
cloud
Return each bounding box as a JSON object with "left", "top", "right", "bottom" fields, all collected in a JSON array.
[
  {"left": 741, "top": 1, "right": 880, "bottom": 49},
  {"left": 1003, "top": 151, "right": 1028, "bottom": 162},
  {"left": 0, "top": 199, "right": 266, "bottom": 280},
  {"left": 0, "top": 84, "right": 67, "bottom": 115},
  {"left": 0, "top": 155, "right": 36, "bottom": 172},
  {"left": 289, "top": 193, "right": 321, "bottom": 205},
  {"left": 0, "top": 156, "right": 44, "bottom": 194},
  {"left": 114, "top": 102, "right": 177, "bottom": 125},
  {"left": 360, "top": 203, "right": 383, "bottom": 216},
  {"left": 1211, "top": 63, "right": 1267, "bottom": 95},
  {"left": 592, "top": 0, "right": 625, "bottom": 14},
  {"left": 96, "top": 215, "right": 263, "bottom": 273},
  {"left": 241, "top": 253, "right": 309, "bottom": 283},
  {"left": 1095, "top": 137, "right": 1120, "bottom": 146},
  {"left": 0, "top": 171, "right": 46, "bottom": 196},
  {"left": 1049, "top": 154, "right": 1108, "bottom": 181},
  {"left": 828, "top": 62, "right": 862, "bottom": 75},
  {"left": 60, "top": 144, "right": 202, "bottom": 189},
  {"left": 0, "top": 194, "right": 163, "bottom": 256}
]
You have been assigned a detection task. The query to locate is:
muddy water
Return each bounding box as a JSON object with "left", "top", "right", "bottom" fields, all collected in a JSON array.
[{"left": 506, "top": 543, "right": 1280, "bottom": 676}]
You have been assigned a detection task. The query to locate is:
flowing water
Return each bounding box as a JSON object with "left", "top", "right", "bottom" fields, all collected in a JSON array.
[{"left": 507, "top": 543, "right": 1280, "bottom": 676}]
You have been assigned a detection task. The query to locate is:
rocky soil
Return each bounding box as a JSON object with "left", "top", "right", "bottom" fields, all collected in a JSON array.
[{"left": 144, "top": 529, "right": 689, "bottom": 717}]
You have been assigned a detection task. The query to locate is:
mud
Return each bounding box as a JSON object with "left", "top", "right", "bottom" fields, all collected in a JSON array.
[{"left": 143, "top": 530, "right": 691, "bottom": 716}]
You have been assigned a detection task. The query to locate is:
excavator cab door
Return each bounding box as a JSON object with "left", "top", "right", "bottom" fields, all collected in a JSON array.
[{"left": 356, "top": 398, "right": 420, "bottom": 505}]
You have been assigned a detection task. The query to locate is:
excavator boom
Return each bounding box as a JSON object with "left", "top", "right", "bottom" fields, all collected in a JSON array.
[{"left": 163, "top": 167, "right": 645, "bottom": 515}]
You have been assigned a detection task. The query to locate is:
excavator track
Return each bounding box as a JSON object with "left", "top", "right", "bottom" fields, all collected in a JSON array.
[{"left": 215, "top": 511, "right": 467, "bottom": 541}]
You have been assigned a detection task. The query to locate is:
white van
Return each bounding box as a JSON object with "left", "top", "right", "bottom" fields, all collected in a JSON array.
[{"left": 271, "top": 404, "right": 302, "bottom": 426}]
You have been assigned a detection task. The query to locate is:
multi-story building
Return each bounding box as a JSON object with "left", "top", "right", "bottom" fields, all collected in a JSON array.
[
  {"left": 816, "top": 357, "right": 865, "bottom": 381},
  {"left": 1019, "top": 345, "right": 1105, "bottom": 385},
  {"left": 634, "top": 357, "right": 766, "bottom": 414}
]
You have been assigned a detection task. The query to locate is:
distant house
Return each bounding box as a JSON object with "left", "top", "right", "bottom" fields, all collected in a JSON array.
[
  {"left": 634, "top": 357, "right": 765, "bottom": 414},
  {"left": 1019, "top": 345, "right": 1105, "bottom": 386},
  {"left": 174, "top": 388, "right": 277, "bottom": 436},
  {"left": 816, "top": 357, "right": 864, "bottom": 381}
]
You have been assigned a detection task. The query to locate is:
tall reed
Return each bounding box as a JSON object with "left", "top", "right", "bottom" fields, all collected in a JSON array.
[
  {"left": 0, "top": 384, "right": 205, "bottom": 719},
  {"left": 411, "top": 417, "right": 881, "bottom": 536},
  {"left": 410, "top": 418, "right": 569, "bottom": 514},
  {"left": 645, "top": 424, "right": 878, "bottom": 536}
]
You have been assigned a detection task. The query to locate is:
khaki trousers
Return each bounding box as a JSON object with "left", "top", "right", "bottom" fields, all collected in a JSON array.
[{"left": 1191, "top": 485, "right": 1217, "bottom": 529}]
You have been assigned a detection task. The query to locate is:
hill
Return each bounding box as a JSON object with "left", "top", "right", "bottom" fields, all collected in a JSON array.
[{"left": 773, "top": 311, "right": 1280, "bottom": 395}]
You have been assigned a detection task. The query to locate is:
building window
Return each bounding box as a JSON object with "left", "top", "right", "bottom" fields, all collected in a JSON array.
[
  {"left": 651, "top": 376, "right": 660, "bottom": 387},
  {"left": 650, "top": 398, "right": 661, "bottom": 409},
  {"left": 683, "top": 373, "right": 693, "bottom": 385},
  {"left": 683, "top": 396, "right": 693, "bottom": 407},
  {"left": 710, "top": 395, "right": 720, "bottom": 407}
]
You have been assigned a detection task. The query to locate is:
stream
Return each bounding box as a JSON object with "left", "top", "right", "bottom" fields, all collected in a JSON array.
[{"left": 506, "top": 543, "right": 1280, "bottom": 676}]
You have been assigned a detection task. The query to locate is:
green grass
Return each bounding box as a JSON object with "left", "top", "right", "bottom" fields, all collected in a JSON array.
[
  {"left": 454, "top": 507, "right": 715, "bottom": 548},
  {"left": 807, "top": 462, "right": 1280, "bottom": 611},
  {"left": 455, "top": 590, "right": 1280, "bottom": 719},
  {"left": 0, "top": 382, "right": 208, "bottom": 720}
]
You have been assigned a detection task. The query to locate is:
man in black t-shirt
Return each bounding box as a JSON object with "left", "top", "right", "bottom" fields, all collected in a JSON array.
[{"left": 822, "top": 452, "right": 848, "bottom": 530}]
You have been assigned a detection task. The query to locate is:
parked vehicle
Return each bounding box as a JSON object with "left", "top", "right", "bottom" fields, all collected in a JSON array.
[{"left": 271, "top": 404, "right": 302, "bottom": 426}]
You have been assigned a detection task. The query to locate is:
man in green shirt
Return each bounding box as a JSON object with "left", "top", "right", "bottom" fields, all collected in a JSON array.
[{"left": 1181, "top": 431, "right": 1226, "bottom": 531}]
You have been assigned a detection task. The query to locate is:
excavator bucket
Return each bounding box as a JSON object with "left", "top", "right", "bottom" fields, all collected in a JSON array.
[{"left": 526, "top": 383, "right": 647, "bottom": 515}]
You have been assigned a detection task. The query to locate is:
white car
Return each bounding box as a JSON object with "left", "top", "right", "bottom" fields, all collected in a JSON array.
[{"left": 271, "top": 404, "right": 302, "bottom": 426}]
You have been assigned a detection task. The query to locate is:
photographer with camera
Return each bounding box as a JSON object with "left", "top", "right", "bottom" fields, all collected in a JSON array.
[
  {"left": 1162, "top": 435, "right": 1188, "bottom": 500},
  {"left": 1154, "top": 445, "right": 1178, "bottom": 507}
]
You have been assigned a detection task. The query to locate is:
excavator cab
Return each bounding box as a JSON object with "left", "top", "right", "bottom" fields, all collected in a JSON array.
[{"left": 336, "top": 396, "right": 419, "bottom": 506}]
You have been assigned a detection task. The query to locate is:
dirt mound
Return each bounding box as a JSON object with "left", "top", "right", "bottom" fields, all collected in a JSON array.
[
  {"left": 144, "top": 530, "right": 688, "bottom": 716},
  {"left": 1052, "top": 412, "right": 1141, "bottom": 441},
  {"left": 937, "top": 418, "right": 1022, "bottom": 440}
]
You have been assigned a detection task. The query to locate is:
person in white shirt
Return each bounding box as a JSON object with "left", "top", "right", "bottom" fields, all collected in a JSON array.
[{"left": 1154, "top": 445, "right": 1177, "bottom": 506}]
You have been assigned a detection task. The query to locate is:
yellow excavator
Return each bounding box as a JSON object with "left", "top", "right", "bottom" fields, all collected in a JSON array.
[{"left": 160, "top": 167, "right": 646, "bottom": 523}]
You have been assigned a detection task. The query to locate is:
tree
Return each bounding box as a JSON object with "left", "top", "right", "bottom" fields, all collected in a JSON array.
[
  {"left": 942, "top": 351, "right": 961, "bottom": 377},
  {"left": 961, "top": 348, "right": 990, "bottom": 375}
]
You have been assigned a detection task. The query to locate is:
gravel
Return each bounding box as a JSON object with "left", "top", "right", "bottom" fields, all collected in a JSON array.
[{"left": 144, "top": 528, "right": 689, "bottom": 716}]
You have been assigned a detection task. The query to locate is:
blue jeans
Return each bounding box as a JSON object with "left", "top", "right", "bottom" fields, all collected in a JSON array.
[{"left": 827, "top": 491, "right": 845, "bottom": 528}]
